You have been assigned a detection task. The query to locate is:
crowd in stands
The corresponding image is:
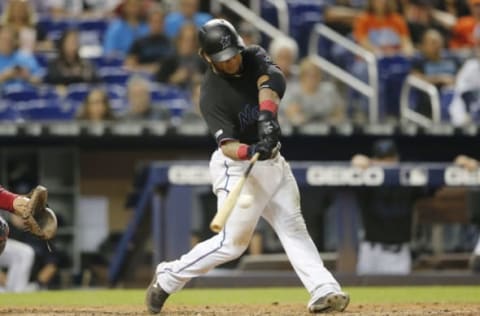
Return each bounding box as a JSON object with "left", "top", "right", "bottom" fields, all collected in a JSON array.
[{"left": 0, "top": 0, "right": 479, "bottom": 126}]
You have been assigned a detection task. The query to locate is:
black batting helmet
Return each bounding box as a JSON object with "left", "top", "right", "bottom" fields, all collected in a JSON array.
[{"left": 198, "top": 19, "right": 244, "bottom": 62}]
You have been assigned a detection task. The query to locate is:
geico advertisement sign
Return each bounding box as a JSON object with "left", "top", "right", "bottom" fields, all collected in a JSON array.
[
  {"left": 444, "top": 166, "right": 480, "bottom": 186},
  {"left": 168, "top": 166, "right": 211, "bottom": 185},
  {"left": 306, "top": 166, "right": 384, "bottom": 186}
]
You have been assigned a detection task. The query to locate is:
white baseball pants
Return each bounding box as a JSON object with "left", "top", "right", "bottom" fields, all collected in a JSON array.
[
  {"left": 0, "top": 238, "right": 35, "bottom": 292},
  {"left": 156, "top": 150, "right": 341, "bottom": 304}
]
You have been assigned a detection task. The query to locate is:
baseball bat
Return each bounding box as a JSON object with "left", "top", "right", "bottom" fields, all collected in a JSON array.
[{"left": 210, "top": 152, "right": 260, "bottom": 233}]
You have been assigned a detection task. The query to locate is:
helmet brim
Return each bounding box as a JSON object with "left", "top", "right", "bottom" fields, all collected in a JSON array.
[{"left": 209, "top": 47, "right": 241, "bottom": 62}]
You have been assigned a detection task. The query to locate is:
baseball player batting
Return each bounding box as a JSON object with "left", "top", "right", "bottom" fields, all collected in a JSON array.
[{"left": 146, "top": 19, "right": 349, "bottom": 314}]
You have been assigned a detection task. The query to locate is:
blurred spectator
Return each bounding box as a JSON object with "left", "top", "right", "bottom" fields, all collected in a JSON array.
[
  {"left": 449, "top": 0, "right": 480, "bottom": 52},
  {"left": 449, "top": 34, "right": 480, "bottom": 126},
  {"left": 124, "top": 6, "right": 173, "bottom": 74},
  {"left": 45, "top": 29, "right": 99, "bottom": 90},
  {"left": 404, "top": 0, "right": 450, "bottom": 47},
  {"left": 102, "top": 0, "right": 149, "bottom": 57},
  {"left": 45, "top": 0, "right": 122, "bottom": 18},
  {"left": 77, "top": 88, "right": 115, "bottom": 122},
  {"left": 164, "top": 0, "right": 212, "bottom": 39},
  {"left": 324, "top": 0, "right": 366, "bottom": 36},
  {"left": 155, "top": 23, "right": 206, "bottom": 90},
  {"left": 411, "top": 29, "right": 458, "bottom": 116},
  {"left": 434, "top": 0, "right": 471, "bottom": 18},
  {"left": 122, "top": 76, "right": 169, "bottom": 121},
  {"left": 0, "top": 26, "right": 42, "bottom": 88},
  {"left": 0, "top": 0, "right": 51, "bottom": 53},
  {"left": 353, "top": 0, "right": 414, "bottom": 56},
  {"left": 237, "top": 21, "right": 261, "bottom": 46},
  {"left": 268, "top": 36, "right": 299, "bottom": 101},
  {"left": 352, "top": 139, "right": 426, "bottom": 275},
  {"left": 283, "top": 57, "right": 345, "bottom": 126},
  {"left": 453, "top": 154, "right": 480, "bottom": 273},
  {"left": 180, "top": 77, "right": 203, "bottom": 123}
]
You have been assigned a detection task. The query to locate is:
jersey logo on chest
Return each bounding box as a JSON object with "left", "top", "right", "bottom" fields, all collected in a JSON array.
[{"left": 238, "top": 104, "right": 259, "bottom": 131}]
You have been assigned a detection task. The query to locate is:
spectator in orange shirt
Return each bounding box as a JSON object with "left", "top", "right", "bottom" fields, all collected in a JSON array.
[
  {"left": 449, "top": 0, "right": 480, "bottom": 51},
  {"left": 353, "top": 0, "right": 414, "bottom": 56}
]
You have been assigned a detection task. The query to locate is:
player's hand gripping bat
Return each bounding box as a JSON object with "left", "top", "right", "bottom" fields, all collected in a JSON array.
[{"left": 210, "top": 153, "right": 260, "bottom": 233}]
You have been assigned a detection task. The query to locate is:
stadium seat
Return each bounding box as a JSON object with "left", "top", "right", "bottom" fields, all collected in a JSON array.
[
  {"left": 65, "top": 83, "right": 91, "bottom": 104},
  {"left": 287, "top": 0, "right": 324, "bottom": 57},
  {"left": 150, "top": 83, "right": 186, "bottom": 103},
  {"left": 377, "top": 55, "right": 412, "bottom": 118},
  {"left": 34, "top": 53, "right": 50, "bottom": 68},
  {"left": 78, "top": 19, "right": 108, "bottom": 45},
  {"left": 0, "top": 100, "right": 21, "bottom": 121},
  {"left": 106, "top": 84, "right": 128, "bottom": 114},
  {"left": 2, "top": 86, "right": 40, "bottom": 106},
  {"left": 99, "top": 67, "right": 131, "bottom": 85},
  {"left": 440, "top": 89, "right": 455, "bottom": 121},
  {"left": 92, "top": 56, "right": 124, "bottom": 68},
  {"left": 17, "top": 99, "right": 76, "bottom": 121},
  {"left": 38, "top": 18, "right": 73, "bottom": 41},
  {"left": 260, "top": 0, "right": 324, "bottom": 56}
]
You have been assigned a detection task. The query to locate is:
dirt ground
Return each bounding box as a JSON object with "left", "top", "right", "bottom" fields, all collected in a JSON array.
[{"left": 1, "top": 303, "right": 480, "bottom": 316}]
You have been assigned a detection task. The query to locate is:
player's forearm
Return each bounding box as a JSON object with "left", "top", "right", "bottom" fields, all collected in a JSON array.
[{"left": 221, "top": 141, "right": 250, "bottom": 161}]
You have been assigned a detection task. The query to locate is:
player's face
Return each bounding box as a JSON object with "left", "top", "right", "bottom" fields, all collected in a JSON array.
[{"left": 212, "top": 54, "right": 242, "bottom": 75}]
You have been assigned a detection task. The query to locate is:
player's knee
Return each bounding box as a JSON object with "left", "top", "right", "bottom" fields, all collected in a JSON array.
[
  {"left": 223, "top": 243, "right": 248, "bottom": 260},
  {"left": 283, "top": 212, "right": 308, "bottom": 237}
]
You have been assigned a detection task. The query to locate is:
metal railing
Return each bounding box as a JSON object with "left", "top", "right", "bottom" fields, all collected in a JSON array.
[
  {"left": 400, "top": 74, "right": 441, "bottom": 128},
  {"left": 250, "top": 0, "right": 290, "bottom": 35},
  {"left": 308, "top": 23, "right": 379, "bottom": 123},
  {"left": 214, "top": 0, "right": 288, "bottom": 40}
]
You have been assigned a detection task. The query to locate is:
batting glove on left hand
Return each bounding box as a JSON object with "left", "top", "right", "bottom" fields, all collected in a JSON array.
[
  {"left": 258, "top": 111, "right": 281, "bottom": 142},
  {"left": 248, "top": 139, "right": 280, "bottom": 161}
]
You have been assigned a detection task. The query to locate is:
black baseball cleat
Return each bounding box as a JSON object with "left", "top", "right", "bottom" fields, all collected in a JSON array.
[
  {"left": 308, "top": 291, "right": 350, "bottom": 313},
  {"left": 145, "top": 274, "right": 170, "bottom": 314}
]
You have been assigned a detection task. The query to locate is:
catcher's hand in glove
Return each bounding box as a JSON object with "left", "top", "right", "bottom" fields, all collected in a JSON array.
[{"left": 18, "top": 186, "right": 58, "bottom": 240}]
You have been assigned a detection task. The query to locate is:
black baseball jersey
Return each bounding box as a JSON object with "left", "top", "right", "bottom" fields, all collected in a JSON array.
[{"left": 200, "top": 45, "right": 282, "bottom": 145}]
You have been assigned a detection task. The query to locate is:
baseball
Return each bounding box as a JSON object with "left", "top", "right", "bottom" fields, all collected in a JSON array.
[{"left": 238, "top": 194, "right": 253, "bottom": 208}]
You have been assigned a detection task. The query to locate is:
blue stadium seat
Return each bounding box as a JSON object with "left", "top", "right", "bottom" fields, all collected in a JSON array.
[
  {"left": 260, "top": 0, "right": 324, "bottom": 57},
  {"left": 38, "top": 85, "right": 61, "bottom": 100},
  {"left": 440, "top": 89, "right": 455, "bottom": 121},
  {"left": 0, "top": 100, "right": 21, "bottom": 121},
  {"left": 65, "top": 83, "right": 90, "bottom": 104},
  {"left": 38, "top": 18, "right": 73, "bottom": 41},
  {"left": 149, "top": 83, "right": 191, "bottom": 117},
  {"left": 78, "top": 19, "right": 108, "bottom": 47},
  {"left": 287, "top": 0, "right": 324, "bottom": 57},
  {"left": 3, "top": 86, "right": 40, "bottom": 103},
  {"left": 106, "top": 84, "right": 128, "bottom": 114},
  {"left": 17, "top": 99, "right": 76, "bottom": 121},
  {"left": 377, "top": 55, "right": 412, "bottom": 118},
  {"left": 150, "top": 83, "right": 186, "bottom": 103},
  {"left": 92, "top": 56, "right": 124, "bottom": 68},
  {"left": 99, "top": 67, "right": 131, "bottom": 84},
  {"left": 34, "top": 53, "right": 50, "bottom": 68}
]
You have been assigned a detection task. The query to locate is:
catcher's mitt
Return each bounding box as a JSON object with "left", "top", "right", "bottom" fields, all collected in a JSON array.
[
  {"left": 22, "top": 186, "right": 58, "bottom": 240},
  {"left": 0, "top": 216, "right": 9, "bottom": 255}
]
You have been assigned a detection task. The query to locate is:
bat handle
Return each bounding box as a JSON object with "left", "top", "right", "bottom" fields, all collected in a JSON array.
[{"left": 244, "top": 152, "right": 260, "bottom": 176}]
